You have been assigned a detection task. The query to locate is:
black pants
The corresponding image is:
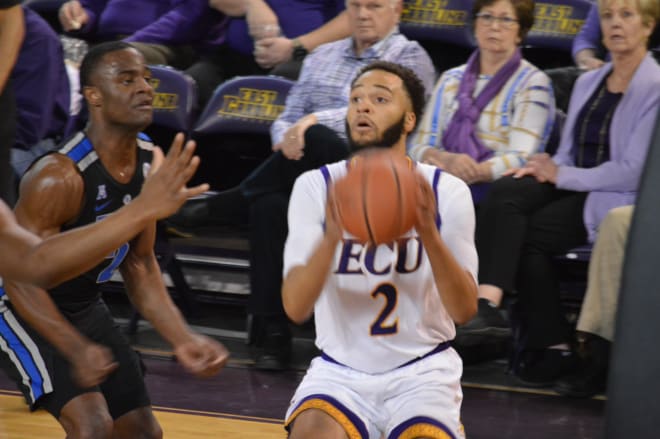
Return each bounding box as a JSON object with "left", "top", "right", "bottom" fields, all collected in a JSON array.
[
  {"left": 476, "top": 176, "right": 588, "bottom": 349},
  {"left": 0, "top": 85, "right": 16, "bottom": 205},
  {"left": 245, "top": 125, "right": 349, "bottom": 321}
]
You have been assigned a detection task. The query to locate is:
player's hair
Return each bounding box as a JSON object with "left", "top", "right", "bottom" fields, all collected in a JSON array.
[
  {"left": 80, "top": 41, "right": 136, "bottom": 88},
  {"left": 351, "top": 61, "right": 426, "bottom": 129},
  {"left": 473, "top": 0, "right": 535, "bottom": 40}
]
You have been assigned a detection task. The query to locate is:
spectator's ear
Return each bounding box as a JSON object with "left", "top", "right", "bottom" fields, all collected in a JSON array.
[{"left": 83, "top": 86, "right": 102, "bottom": 107}]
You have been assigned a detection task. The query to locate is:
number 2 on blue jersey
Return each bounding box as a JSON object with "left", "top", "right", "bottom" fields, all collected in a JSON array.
[
  {"left": 95, "top": 214, "right": 130, "bottom": 283},
  {"left": 370, "top": 283, "right": 398, "bottom": 336}
]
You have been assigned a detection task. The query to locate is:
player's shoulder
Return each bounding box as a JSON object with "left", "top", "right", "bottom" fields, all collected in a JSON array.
[
  {"left": 415, "top": 162, "right": 472, "bottom": 198},
  {"left": 296, "top": 160, "right": 348, "bottom": 187}
]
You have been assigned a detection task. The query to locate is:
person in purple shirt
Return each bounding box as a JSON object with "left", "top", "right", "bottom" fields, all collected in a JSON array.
[
  {"left": 13, "top": 8, "right": 70, "bottom": 152},
  {"left": 58, "top": 0, "right": 227, "bottom": 69},
  {"left": 469, "top": 0, "right": 660, "bottom": 387},
  {"left": 8, "top": 7, "right": 72, "bottom": 197},
  {"left": 0, "top": 0, "right": 23, "bottom": 205},
  {"left": 186, "top": 0, "right": 350, "bottom": 107}
]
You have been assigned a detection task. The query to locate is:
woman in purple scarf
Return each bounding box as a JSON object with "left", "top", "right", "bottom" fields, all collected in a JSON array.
[
  {"left": 409, "top": 0, "right": 555, "bottom": 204},
  {"left": 465, "top": 0, "right": 660, "bottom": 387}
]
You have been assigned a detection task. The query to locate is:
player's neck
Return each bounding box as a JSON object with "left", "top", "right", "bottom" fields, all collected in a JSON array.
[
  {"left": 85, "top": 124, "right": 139, "bottom": 179},
  {"left": 391, "top": 139, "right": 407, "bottom": 157}
]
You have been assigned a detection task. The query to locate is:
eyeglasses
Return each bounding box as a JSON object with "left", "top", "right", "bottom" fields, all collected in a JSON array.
[{"left": 475, "top": 13, "right": 519, "bottom": 28}]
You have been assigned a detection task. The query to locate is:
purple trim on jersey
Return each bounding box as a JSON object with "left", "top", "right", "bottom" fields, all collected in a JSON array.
[
  {"left": 320, "top": 165, "right": 332, "bottom": 189},
  {"left": 287, "top": 393, "right": 369, "bottom": 438},
  {"left": 388, "top": 416, "right": 457, "bottom": 439},
  {"left": 432, "top": 168, "right": 442, "bottom": 229},
  {"left": 320, "top": 165, "right": 332, "bottom": 231},
  {"left": 321, "top": 341, "right": 451, "bottom": 370}
]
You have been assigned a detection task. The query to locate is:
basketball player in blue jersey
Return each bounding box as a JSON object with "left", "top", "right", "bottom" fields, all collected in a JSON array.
[
  {"left": 282, "top": 61, "right": 478, "bottom": 439},
  {"left": 0, "top": 41, "right": 228, "bottom": 439},
  {"left": 0, "top": 134, "right": 207, "bottom": 288}
]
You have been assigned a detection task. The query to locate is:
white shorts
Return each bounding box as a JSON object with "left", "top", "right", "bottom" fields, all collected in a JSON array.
[{"left": 285, "top": 346, "right": 465, "bottom": 439}]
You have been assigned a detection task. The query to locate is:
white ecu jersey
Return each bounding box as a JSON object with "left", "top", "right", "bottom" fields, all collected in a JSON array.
[{"left": 283, "top": 159, "right": 478, "bottom": 374}]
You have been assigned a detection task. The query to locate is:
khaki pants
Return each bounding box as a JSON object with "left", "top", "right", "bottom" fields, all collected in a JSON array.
[{"left": 577, "top": 205, "right": 634, "bottom": 342}]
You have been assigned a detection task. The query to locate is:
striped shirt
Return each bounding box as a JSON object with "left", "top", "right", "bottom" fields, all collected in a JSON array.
[
  {"left": 409, "top": 59, "right": 555, "bottom": 179},
  {"left": 270, "top": 28, "right": 436, "bottom": 144}
]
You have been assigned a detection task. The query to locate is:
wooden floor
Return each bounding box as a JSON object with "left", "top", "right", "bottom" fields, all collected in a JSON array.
[{"left": 0, "top": 392, "right": 285, "bottom": 438}]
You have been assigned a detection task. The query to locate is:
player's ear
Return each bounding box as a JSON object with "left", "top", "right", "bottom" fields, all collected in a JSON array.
[
  {"left": 83, "top": 86, "right": 102, "bottom": 107},
  {"left": 404, "top": 111, "right": 416, "bottom": 134}
]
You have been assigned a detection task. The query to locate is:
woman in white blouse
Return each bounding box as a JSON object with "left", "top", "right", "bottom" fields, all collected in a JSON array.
[{"left": 409, "top": 0, "right": 555, "bottom": 203}]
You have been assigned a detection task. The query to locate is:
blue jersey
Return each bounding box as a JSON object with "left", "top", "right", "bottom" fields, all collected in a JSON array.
[{"left": 47, "top": 131, "right": 154, "bottom": 311}]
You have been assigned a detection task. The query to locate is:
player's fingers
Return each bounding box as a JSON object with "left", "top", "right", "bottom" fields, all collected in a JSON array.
[
  {"left": 166, "top": 132, "right": 185, "bottom": 161},
  {"left": 148, "top": 146, "right": 164, "bottom": 176},
  {"left": 175, "top": 140, "right": 197, "bottom": 171},
  {"left": 175, "top": 154, "right": 201, "bottom": 186},
  {"left": 183, "top": 183, "right": 211, "bottom": 200}
]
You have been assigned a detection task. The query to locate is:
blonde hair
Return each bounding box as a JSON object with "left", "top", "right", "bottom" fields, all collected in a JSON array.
[{"left": 597, "top": 0, "right": 660, "bottom": 27}]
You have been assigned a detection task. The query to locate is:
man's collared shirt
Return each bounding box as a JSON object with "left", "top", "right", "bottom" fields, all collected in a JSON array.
[{"left": 271, "top": 29, "right": 436, "bottom": 144}]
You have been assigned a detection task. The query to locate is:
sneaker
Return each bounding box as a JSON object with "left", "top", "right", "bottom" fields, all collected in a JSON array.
[
  {"left": 167, "top": 200, "right": 213, "bottom": 229},
  {"left": 254, "top": 321, "right": 292, "bottom": 371},
  {"left": 455, "top": 298, "right": 511, "bottom": 346},
  {"left": 554, "top": 365, "right": 607, "bottom": 398},
  {"left": 517, "top": 348, "right": 576, "bottom": 387}
]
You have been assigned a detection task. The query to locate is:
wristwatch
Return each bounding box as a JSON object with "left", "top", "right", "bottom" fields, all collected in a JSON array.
[{"left": 292, "top": 38, "right": 308, "bottom": 61}]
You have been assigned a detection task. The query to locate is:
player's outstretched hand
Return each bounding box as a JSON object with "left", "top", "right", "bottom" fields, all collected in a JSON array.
[
  {"left": 138, "top": 133, "right": 210, "bottom": 220},
  {"left": 70, "top": 342, "right": 118, "bottom": 388},
  {"left": 174, "top": 333, "right": 229, "bottom": 378}
]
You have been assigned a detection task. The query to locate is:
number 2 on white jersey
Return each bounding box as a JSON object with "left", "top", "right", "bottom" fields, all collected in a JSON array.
[{"left": 370, "top": 283, "right": 398, "bottom": 336}]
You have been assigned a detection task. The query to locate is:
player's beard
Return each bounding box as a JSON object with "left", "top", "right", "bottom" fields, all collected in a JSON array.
[{"left": 346, "top": 115, "right": 406, "bottom": 153}]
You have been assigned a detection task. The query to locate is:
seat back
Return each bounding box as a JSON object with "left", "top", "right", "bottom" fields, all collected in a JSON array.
[
  {"left": 193, "top": 75, "right": 294, "bottom": 137},
  {"left": 191, "top": 75, "right": 295, "bottom": 190},
  {"left": 400, "top": 0, "right": 476, "bottom": 74},
  {"left": 525, "top": 0, "right": 592, "bottom": 52},
  {"left": 145, "top": 65, "right": 198, "bottom": 148},
  {"left": 400, "top": 0, "right": 476, "bottom": 47}
]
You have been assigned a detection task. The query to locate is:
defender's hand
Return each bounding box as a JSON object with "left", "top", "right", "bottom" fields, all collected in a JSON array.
[
  {"left": 174, "top": 333, "right": 229, "bottom": 378},
  {"left": 137, "top": 133, "right": 210, "bottom": 220},
  {"left": 70, "top": 342, "right": 118, "bottom": 388}
]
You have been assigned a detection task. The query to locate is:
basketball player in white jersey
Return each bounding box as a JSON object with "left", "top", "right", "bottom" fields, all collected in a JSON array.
[{"left": 282, "top": 61, "right": 478, "bottom": 439}]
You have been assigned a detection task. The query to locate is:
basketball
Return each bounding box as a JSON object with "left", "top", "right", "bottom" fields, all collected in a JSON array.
[{"left": 333, "top": 149, "right": 418, "bottom": 245}]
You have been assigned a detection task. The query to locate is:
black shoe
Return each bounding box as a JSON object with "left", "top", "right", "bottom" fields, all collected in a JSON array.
[
  {"left": 517, "top": 348, "right": 576, "bottom": 387},
  {"left": 554, "top": 335, "right": 610, "bottom": 398},
  {"left": 254, "top": 321, "right": 292, "bottom": 371},
  {"left": 455, "top": 298, "right": 511, "bottom": 346},
  {"left": 167, "top": 200, "right": 213, "bottom": 229},
  {"left": 554, "top": 365, "right": 607, "bottom": 398}
]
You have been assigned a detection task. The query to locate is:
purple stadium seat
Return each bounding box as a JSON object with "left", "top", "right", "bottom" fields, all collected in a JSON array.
[
  {"left": 399, "top": 0, "right": 476, "bottom": 48},
  {"left": 525, "top": 0, "right": 592, "bottom": 52},
  {"left": 193, "top": 75, "right": 294, "bottom": 136},
  {"left": 190, "top": 75, "right": 294, "bottom": 190},
  {"left": 148, "top": 64, "right": 198, "bottom": 134}
]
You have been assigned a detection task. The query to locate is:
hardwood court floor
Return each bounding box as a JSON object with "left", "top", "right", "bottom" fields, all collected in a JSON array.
[{"left": 0, "top": 392, "right": 285, "bottom": 439}]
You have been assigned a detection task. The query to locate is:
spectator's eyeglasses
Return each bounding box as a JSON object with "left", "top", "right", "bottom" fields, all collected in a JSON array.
[{"left": 475, "top": 13, "right": 519, "bottom": 28}]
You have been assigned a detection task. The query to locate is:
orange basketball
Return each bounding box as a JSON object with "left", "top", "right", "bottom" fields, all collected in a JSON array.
[{"left": 333, "top": 149, "right": 418, "bottom": 245}]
